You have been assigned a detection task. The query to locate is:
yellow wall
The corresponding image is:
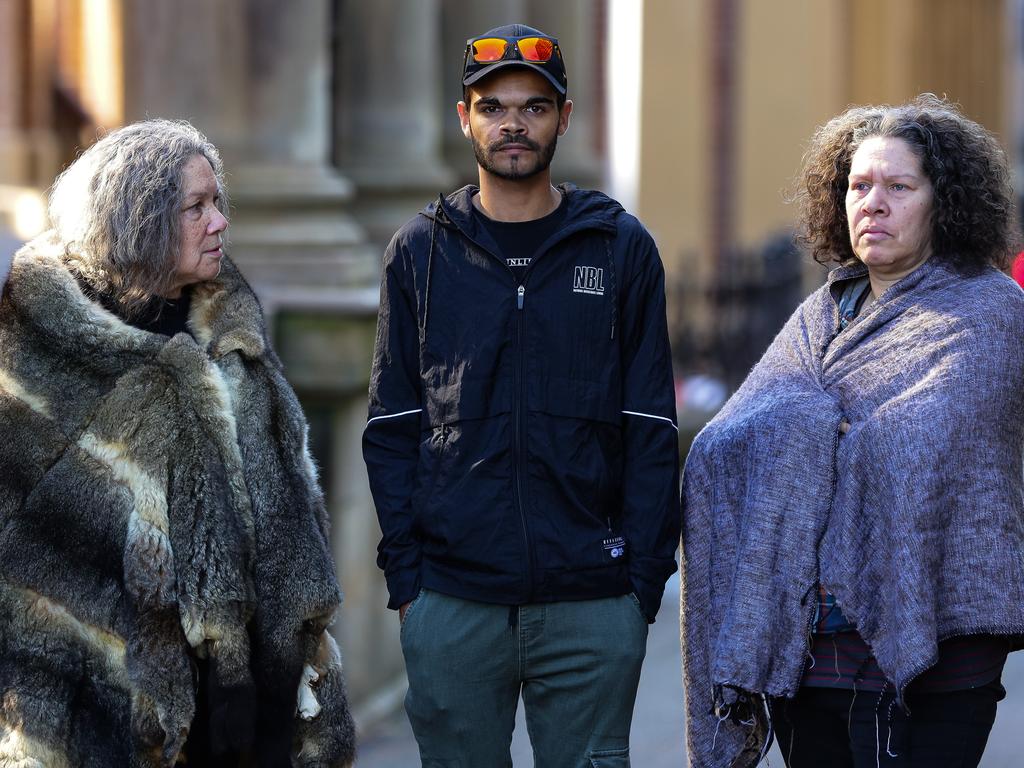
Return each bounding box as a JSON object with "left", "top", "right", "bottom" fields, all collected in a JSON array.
[
  {"left": 637, "top": 0, "right": 708, "bottom": 279},
  {"left": 846, "top": 0, "right": 1007, "bottom": 139},
  {"left": 735, "top": 0, "right": 846, "bottom": 248},
  {"left": 638, "top": 0, "right": 1011, "bottom": 295}
]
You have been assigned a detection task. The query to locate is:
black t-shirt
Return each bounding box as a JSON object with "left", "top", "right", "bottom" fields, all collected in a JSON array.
[
  {"left": 82, "top": 279, "right": 193, "bottom": 338},
  {"left": 132, "top": 291, "right": 193, "bottom": 337},
  {"left": 473, "top": 194, "right": 569, "bottom": 283}
]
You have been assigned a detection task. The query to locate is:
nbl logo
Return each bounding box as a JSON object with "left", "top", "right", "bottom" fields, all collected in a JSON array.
[{"left": 572, "top": 266, "right": 605, "bottom": 296}]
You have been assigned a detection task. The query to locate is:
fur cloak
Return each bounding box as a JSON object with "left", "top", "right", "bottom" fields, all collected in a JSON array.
[
  {"left": 0, "top": 234, "right": 355, "bottom": 767},
  {"left": 681, "top": 260, "right": 1024, "bottom": 768}
]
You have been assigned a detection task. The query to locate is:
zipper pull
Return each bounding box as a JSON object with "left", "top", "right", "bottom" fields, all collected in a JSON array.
[{"left": 517, "top": 285, "right": 525, "bottom": 310}]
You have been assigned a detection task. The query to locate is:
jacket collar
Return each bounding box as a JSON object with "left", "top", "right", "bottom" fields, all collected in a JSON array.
[{"left": 423, "top": 183, "right": 622, "bottom": 254}]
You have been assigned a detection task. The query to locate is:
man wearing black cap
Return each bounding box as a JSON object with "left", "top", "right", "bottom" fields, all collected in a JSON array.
[{"left": 363, "top": 23, "right": 680, "bottom": 765}]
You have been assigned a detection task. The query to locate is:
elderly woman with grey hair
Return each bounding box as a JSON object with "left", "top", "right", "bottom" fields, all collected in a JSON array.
[
  {"left": 0, "top": 120, "right": 355, "bottom": 767},
  {"left": 682, "top": 95, "right": 1024, "bottom": 768}
]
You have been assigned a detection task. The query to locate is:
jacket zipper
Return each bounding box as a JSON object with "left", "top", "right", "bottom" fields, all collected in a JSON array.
[{"left": 514, "top": 283, "right": 534, "bottom": 598}]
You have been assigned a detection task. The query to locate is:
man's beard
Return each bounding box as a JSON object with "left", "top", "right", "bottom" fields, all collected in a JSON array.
[{"left": 472, "top": 132, "right": 558, "bottom": 180}]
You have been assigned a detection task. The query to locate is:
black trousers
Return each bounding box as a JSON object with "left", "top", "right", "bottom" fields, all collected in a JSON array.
[
  {"left": 180, "top": 657, "right": 249, "bottom": 767},
  {"left": 768, "top": 680, "right": 1004, "bottom": 768}
]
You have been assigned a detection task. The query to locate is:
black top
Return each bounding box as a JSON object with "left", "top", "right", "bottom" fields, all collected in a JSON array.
[
  {"left": 83, "top": 280, "right": 194, "bottom": 338},
  {"left": 130, "top": 291, "right": 193, "bottom": 337},
  {"left": 473, "top": 194, "right": 569, "bottom": 282}
]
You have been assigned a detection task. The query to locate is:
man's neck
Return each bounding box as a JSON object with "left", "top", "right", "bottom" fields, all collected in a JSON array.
[{"left": 473, "top": 171, "right": 561, "bottom": 222}]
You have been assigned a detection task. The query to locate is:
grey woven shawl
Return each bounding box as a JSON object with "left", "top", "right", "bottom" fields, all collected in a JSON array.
[{"left": 681, "top": 259, "right": 1024, "bottom": 768}]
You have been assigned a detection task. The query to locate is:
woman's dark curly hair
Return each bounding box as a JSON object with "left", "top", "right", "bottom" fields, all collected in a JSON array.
[{"left": 795, "top": 94, "right": 1018, "bottom": 272}]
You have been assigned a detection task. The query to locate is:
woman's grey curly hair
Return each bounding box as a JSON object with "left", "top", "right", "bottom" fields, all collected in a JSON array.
[
  {"left": 795, "top": 94, "right": 1018, "bottom": 273},
  {"left": 49, "top": 119, "right": 229, "bottom": 318}
]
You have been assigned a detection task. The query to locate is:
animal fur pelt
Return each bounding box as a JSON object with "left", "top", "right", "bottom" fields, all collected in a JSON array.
[
  {"left": 0, "top": 233, "right": 356, "bottom": 767},
  {"left": 681, "top": 260, "right": 1024, "bottom": 768}
]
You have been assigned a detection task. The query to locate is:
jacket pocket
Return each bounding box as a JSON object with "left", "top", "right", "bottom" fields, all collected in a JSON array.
[
  {"left": 415, "top": 378, "right": 517, "bottom": 560},
  {"left": 526, "top": 377, "right": 627, "bottom": 574},
  {"left": 422, "top": 376, "right": 511, "bottom": 427},
  {"left": 529, "top": 376, "right": 624, "bottom": 527},
  {"left": 412, "top": 424, "right": 450, "bottom": 536},
  {"left": 533, "top": 376, "right": 620, "bottom": 426}
]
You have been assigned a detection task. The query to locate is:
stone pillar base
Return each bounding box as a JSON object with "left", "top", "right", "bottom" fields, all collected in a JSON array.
[
  {"left": 345, "top": 162, "right": 456, "bottom": 247},
  {"left": 227, "top": 163, "right": 379, "bottom": 297}
]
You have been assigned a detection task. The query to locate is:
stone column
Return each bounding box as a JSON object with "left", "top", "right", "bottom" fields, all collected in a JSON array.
[
  {"left": 0, "top": 0, "right": 30, "bottom": 238},
  {"left": 335, "top": 0, "right": 455, "bottom": 246},
  {"left": 122, "top": 0, "right": 376, "bottom": 298},
  {"left": 527, "top": 0, "right": 605, "bottom": 190},
  {"left": 121, "top": 0, "right": 249, "bottom": 158},
  {"left": 0, "top": 0, "right": 63, "bottom": 240},
  {"left": 0, "top": 0, "right": 30, "bottom": 185},
  {"left": 0, "top": 0, "right": 65, "bottom": 189},
  {"left": 331, "top": 397, "right": 404, "bottom": 706}
]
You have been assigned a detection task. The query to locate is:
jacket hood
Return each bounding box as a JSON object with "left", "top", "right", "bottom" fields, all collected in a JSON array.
[{"left": 421, "top": 184, "right": 624, "bottom": 244}]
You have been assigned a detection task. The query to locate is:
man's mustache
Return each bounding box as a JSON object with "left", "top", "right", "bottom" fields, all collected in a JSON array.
[{"left": 488, "top": 135, "right": 541, "bottom": 152}]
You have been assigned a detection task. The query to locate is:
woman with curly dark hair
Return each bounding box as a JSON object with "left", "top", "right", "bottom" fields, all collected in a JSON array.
[{"left": 681, "top": 95, "right": 1024, "bottom": 768}]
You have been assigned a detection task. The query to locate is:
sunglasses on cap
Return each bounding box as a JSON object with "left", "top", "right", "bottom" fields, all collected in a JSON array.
[
  {"left": 465, "top": 34, "right": 559, "bottom": 64},
  {"left": 462, "top": 33, "right": 568, "bottom": 95}
]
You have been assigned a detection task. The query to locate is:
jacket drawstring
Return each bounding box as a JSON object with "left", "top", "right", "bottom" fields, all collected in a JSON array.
[
  {"left": 420, "top": 199, "right": 441, "bottom": 349},
  {"left": 605, "top": 235, "right": 617, "bottom": 340}
]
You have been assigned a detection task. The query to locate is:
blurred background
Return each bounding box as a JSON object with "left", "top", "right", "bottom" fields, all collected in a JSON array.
[{"left": 1, "top": 0, "right": 1023, "bottom": 763}]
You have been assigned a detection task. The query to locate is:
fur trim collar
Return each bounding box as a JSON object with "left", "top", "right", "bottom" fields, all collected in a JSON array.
[{"left": 8, "top": 231, "right": 270, "bottom": 363}]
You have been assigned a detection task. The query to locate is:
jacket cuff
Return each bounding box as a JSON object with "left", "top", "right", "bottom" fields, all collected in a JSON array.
[
  {"left": 384, "top": 568, "right": 421, "bottom": 611},
  {"left": 630, "top": 555, "right": 677, "bottom": 623}
]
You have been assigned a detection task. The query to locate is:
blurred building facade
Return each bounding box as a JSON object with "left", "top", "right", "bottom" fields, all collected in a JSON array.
[
  {"left": 640, "top": 0, "right": 1022, "bottom": 385},
  {"left": 0, "top": 0, "right": 1020, "bottom": 726}
]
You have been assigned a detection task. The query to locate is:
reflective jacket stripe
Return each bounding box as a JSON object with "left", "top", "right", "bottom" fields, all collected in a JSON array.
[
  {"left": 622, "top": 410, "right": 679, "bottom": 432},
  {"left": 365, "top": 408, "right": 422, "bottom": 428}
]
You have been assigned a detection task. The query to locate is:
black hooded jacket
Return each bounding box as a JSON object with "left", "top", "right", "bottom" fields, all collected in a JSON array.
[{"left": 363, "top": 184, "right": 680, "bottom": 621}]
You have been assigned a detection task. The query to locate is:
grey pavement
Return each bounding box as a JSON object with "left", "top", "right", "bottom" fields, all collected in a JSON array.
[{"left": 355, "top": 573, "right": 1024, "bottom": 766}]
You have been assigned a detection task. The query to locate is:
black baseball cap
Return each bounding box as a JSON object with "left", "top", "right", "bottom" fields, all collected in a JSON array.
[{"left": 462, "top": 24, "right": 568, "bottom": 96}]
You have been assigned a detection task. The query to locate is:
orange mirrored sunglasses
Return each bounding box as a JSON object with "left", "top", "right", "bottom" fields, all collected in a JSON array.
[{"left": 468, "top": 36, "right": 557, "bottom": 64}]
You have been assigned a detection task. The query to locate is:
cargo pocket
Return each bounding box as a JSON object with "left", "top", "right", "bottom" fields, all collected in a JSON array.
[{"left": 589, "top": 746, "right": 630, "bottom": 767}]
